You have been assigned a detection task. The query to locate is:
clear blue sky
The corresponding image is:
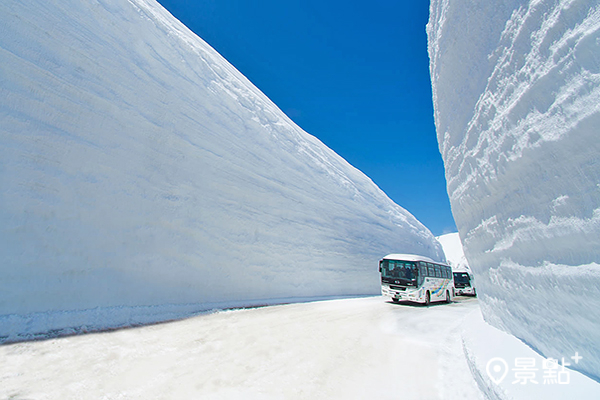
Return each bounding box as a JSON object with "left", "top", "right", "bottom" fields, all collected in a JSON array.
[{"left": 156, "top": 0, "right": 456, "bottom": 236}]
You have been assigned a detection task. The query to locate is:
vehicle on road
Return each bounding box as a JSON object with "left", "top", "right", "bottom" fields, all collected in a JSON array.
[
  {"left": 453, "top": 271, "right": 476, "bottom": 296},
  {"left": 379, "top": 254, "right": 454, "bottom": 305}
]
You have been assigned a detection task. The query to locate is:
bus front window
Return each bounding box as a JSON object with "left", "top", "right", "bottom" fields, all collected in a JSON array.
[
  {"left": 381, "top": 261, "right": 418, "bottom": 283},
  {"left": 453, "top": 272, "right": 471, "bottom": 285}
]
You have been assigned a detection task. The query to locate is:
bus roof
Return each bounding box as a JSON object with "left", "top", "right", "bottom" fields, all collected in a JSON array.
[{"left": 382, "top": 253, "right": 447, "bottom": 266}]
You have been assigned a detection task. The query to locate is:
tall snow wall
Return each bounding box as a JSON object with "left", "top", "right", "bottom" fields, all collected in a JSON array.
[
  {"left": 428, "top": 0, "right": 600, "bottom": 380},
  {"left": 0, "top": 0, "right": 445, "bottom": 341}
]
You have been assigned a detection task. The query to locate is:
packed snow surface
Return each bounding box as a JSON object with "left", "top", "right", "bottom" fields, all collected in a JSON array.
[
  {"left": 428, "top": 0, "right": 600, "bottom": 381},
  {"left": 0, "top": 297, "right": 484, "bottom": 400},
  {"left": 462, "top": 306, "right": 600, "bottom": 399},
  {"left": 4, "top": 297, "right": 599, "bottom": 399},
  {"left": 0, "top": 0, "right": 444, "bottom": 341}
]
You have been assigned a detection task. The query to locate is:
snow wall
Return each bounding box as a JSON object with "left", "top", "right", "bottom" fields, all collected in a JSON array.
[
  {"left": 0, "top": 0, "right": 445, "bottom": 341},
  {"left": 428, "top": 0, "right": 600, "bottom": 380}
]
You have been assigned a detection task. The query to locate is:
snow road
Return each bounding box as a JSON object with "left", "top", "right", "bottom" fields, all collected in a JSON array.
[{"left": 0, "top": 296, "right": 482, "bottom": 400}]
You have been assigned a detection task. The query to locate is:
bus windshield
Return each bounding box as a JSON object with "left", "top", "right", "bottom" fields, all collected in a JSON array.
[
  {"left": 453, "top": 272, "right": 470, "bottom": 284},
  {"left": 381, "top": 260, "right": 418, "bottom": 281}
]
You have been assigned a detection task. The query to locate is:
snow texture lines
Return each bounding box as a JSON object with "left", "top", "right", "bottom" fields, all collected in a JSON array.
[{"left": 428, "top": 0, "right": 600, "bottom": 381}]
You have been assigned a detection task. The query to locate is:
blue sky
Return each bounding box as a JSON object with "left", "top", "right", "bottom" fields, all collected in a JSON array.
[{"left": 156, "top": 0, "right": 456, "bottom": 236}]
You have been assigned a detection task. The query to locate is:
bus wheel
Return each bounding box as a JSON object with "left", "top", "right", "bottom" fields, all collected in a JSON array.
[
  {"left": 424, "top": 291, "right": 430, "bottom": 306},
  {"left": 473, "top": 288, "right": 477, "bottom": 297},
  {"left": 392, "top": 298, "right": 400, "bottom": 303},
  {"left": 445, "top": 290, "right": 451, "bottom": 303}
]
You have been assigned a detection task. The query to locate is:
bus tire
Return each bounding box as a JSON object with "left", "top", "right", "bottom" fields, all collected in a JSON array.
[
  {"left": 392, "top": 298, "right": 400, "bottom": 303},
  {"left": 424, "top": 291, "right": 430, "bottom": 306},
  {"left": 473, "top": 288, "right": 477, "bottom": 297},
  {"left": 445, "top": 290, "right": 451, "bottom": 303}
]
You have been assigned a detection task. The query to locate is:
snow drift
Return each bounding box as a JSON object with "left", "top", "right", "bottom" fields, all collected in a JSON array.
[
  {"left": 428, "top": 0, "right": 600, "bottom": 380},
  {"left": 0, "top": 0, "right": 444, "bottom": 341}
]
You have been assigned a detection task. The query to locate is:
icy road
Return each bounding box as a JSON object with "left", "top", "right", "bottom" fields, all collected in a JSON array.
[{"left": 0, "top": 296, "right": 483, "bottom": 400}]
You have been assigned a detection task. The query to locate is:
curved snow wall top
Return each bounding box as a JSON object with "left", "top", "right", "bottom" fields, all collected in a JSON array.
[
  {"left": 0, "top": 0, "right": 444, "bottom": 340},
  {"left": 428, "top": 0, "right": 600, "bottom": 380}
]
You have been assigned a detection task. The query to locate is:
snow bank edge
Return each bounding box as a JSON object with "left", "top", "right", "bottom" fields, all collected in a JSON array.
[{"left": 461, "top": 310, "right": 600, "bottom": 399}]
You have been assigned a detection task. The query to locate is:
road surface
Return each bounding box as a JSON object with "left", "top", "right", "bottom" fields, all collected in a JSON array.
[{"left": 0, "top": 296, "right": 483, "bottom": 399}]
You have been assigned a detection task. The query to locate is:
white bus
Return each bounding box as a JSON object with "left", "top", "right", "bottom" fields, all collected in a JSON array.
[
  {"left": 379, "top": 254, "right": 454, "bottom": 305},
  {"left": 453, "top": 270, "right": 476, "bottom": 296}
]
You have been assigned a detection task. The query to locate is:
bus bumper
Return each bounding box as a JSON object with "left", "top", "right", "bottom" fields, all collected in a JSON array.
[
  {"left": 382, "top": 286, "right": 421, "bottom": 302},
  {"left": 455, "top": 286, "right": 476, "bottom": 296}
]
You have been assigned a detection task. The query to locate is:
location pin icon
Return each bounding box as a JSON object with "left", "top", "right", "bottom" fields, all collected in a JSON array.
[{"left": 486, "top": 357, "right": 508, "bottom": 384}]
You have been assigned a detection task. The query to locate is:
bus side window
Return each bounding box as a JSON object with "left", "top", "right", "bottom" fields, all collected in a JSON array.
[
  {"left": 427, "top": 263, "right": 434, "bottom": 277},
  {"left": 434, "top": 265, "right": 441, "bottom": 278}
]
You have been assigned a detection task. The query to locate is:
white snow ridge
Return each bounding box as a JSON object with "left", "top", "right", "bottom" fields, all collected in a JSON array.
[
  {"left": 428, "top": 0, "right": 600, "bottom": 382},
  {"left": 436, "top": 232, "right": 471, "bottom": 272},
  {"left": 0, "top": 0, "right": 444, "bottom": 341}
]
